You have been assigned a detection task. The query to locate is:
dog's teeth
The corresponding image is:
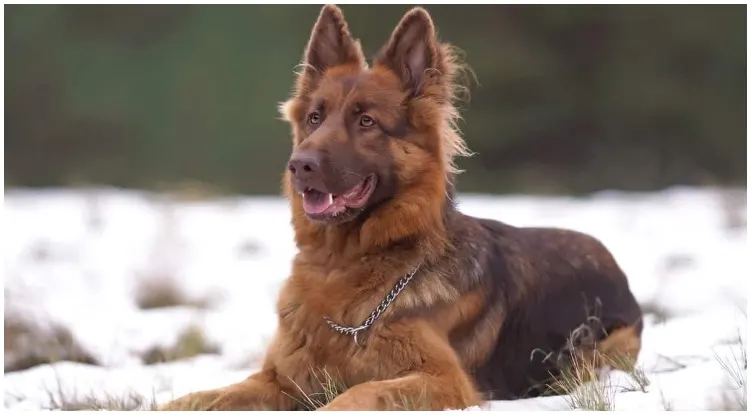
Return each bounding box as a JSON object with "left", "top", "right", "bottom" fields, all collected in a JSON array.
[{"left": 327, "top": 193, "right": 333, "bottom": 205}]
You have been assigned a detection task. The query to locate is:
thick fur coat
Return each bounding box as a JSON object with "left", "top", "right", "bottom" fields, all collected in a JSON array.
[{"left": 159, "top": 5, "right": 643, "bottom": 411}]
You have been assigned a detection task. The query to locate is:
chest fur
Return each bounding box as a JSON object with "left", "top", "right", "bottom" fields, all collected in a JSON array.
[
  {"left": 268, "top": 259, "right": 461, "bottom": 393},
  {"left": 270, "top": 284, "right": 395, "bottom": 396}
]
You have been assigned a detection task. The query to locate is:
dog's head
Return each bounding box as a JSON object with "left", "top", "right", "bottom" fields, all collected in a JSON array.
[{"left": 280, "top": 5, "right": 472, "bottom": 228}]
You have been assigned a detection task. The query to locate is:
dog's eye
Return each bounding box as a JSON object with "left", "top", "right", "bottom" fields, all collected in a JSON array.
[
  {"left": 308, "top": 112, "right": 321, "bottom": 125},
  {"left": 359, "top": 115, "right": 376, "bottom": 128}
]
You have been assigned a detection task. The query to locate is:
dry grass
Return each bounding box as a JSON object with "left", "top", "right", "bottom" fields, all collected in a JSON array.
[
  {"left": 283, "top": 368, "right": 348, "bottom": 411},
  {"left": 548, "top": 351, "right": 649, "bottom": 411},
  {"left": 605, "top": 353, "right": 650, "bottom": 393},
  {"left": 548, "top": 350, "right": 618, "bottom": 411},
  {"left": 141, "top": 325, "right": 219, "bottom": 365},
  {"left": 45, "top": 389, "right": 158, "bottom": 411},
  {"left": 713, "top": 330, "right": 747, "bottom": 411},
  {"left": 282, "top": 368, "right": 435, "bottom": 411},
  {"left": 134, "top": 275, "right": 213, "bottom": 310},
  {"left": 3, "top": 363, "right": 159, "bottom": 411},
  {"left": 4, "top": 316, "right": 98, "bottom": 373},
  {"left": 544, "top": 318, "right": 650, "bottom": 410}
]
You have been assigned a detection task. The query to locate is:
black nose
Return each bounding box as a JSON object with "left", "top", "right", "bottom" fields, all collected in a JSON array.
[{"left": 288, "top": 150, "right": 321, "bottom": 179}]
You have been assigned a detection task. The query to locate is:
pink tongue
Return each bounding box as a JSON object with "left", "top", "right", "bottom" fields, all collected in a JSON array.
[{"left": 303, "top": 191, "right": 333, "bottom": 214}]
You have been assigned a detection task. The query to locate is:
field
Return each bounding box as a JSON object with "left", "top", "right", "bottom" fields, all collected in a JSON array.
[{"left": 3, "top": 186, "right": 747, "bottom": 410}]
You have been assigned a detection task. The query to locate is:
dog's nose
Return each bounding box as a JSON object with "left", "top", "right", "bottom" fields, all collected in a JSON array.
[{"left": 288, "top": 150, "right": 321, "bottom": 179}]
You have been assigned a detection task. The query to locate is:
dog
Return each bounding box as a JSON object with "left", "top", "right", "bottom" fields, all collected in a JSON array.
[{"left": 159, "top": 4, "right": 643, "bottom": 411}]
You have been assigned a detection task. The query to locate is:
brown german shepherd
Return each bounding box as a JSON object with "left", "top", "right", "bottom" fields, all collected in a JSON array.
[{"left": 160, "top": 5, "right": 643, "bottom": 411}]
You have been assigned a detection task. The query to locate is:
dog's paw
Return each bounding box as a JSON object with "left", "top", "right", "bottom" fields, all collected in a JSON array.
[
  {"left": 316, "top": 389, "right": 376, "bottom": 411},
  {"left": 157, "top": 391, "right": 222, "bottom": 411}
]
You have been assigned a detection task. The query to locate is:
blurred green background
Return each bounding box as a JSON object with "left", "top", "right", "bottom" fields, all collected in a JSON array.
[{"left": 5, "top": 4, "right": 746, "bottom": 196}]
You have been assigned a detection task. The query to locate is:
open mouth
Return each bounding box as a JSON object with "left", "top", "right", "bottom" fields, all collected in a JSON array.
[{"left": 301, "top": 174, "right": 377, "bottom": 219}]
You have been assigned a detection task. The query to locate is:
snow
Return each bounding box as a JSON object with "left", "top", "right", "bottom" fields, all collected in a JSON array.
[{"left": 3, "top": 186, "right": 748, "bottom": 411}]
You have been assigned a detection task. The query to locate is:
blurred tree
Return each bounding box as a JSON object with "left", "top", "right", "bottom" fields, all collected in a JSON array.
[{"left": 4, "top": 5, "right": 746, "bottom": 195}]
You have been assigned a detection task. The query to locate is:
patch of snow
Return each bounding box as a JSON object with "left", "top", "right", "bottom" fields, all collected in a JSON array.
[{"left": 3, "top": 186, "right": 747, "bottom": 410}]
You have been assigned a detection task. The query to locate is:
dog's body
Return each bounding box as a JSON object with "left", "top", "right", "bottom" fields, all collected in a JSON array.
[{"left": 160, "top": 5, "right": 643, "bottom": 411}]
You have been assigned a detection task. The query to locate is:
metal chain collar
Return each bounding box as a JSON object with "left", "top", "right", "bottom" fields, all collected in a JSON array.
[{"left": 323, "top": 266, "right": 420, "bottom": 346}]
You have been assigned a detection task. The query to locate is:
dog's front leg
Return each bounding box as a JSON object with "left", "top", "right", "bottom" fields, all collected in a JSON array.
[
  {"left": 318, "top": 321, "right": 482, "bottom": 411},
  {"left": 318, "top": 371, "right": 480, "bottom": 411},
  {"left": 159, "top": 368, "right": 294, "bottom": 411}
]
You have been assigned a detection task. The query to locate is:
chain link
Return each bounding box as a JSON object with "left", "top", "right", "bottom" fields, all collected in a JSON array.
[{"left": 323, "top": 266, "right": 420, "bottom": 346}]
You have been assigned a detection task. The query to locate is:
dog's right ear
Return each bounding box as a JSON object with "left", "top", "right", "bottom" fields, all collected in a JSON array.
[{"left": 295, "top": 5, "right": 365, "bottom": 95}]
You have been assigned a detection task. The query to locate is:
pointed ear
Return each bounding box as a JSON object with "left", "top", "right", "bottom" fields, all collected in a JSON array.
[
  {"left": 374, "top": 7, "right": 443, "bottom": 97},
  {"left": 296, "top": 5, "right": 365, "bottom": 94}
]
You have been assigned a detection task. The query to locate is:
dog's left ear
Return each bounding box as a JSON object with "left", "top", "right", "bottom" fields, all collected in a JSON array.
[{"left": 374, "top": 7, "right": 444, "bottom": 98}]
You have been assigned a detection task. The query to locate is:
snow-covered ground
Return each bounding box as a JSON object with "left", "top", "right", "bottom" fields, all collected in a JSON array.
[{"left": 3, "top": 186, "right": 747, "bottom": 410}]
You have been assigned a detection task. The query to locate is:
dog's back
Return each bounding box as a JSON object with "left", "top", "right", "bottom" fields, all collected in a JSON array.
[{"left": 447, "top": 212, "right": 643, "bottom": 399}]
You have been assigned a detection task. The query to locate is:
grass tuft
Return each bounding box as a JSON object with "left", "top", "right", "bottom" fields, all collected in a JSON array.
[
  {"left": 134, "top": 275, "right": 213, "bottom": 310},
  {"left": 7, "top": 364, "right": 160, "bottom": 411},
  {"left": 46, "top": 390, "right": 158, "bottom": 411},
  {"left": 548, "top": 349, "right": 618, "bottom": 411},
  {"left": 4, "top": 316, "right": 98, "bottom": 373},
  {"left": 545, "top": 317, "right": 650, "bottom": 410},
  {"left": 713, "top": 329, "right": 747, "bottom": 410},
  {"left": 284, "top": 367, "right": 348, "bottom": 411},
  {"left": 141, "top": 325, "right": 219, "bottom": 365},
  {"left": 603, "top": 352, "right": 650, "bottom": 393}
]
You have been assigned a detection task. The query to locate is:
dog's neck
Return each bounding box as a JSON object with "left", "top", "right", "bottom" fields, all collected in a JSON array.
[{"left": 287, "top": 181, "right": 456, "bottom": 263}]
